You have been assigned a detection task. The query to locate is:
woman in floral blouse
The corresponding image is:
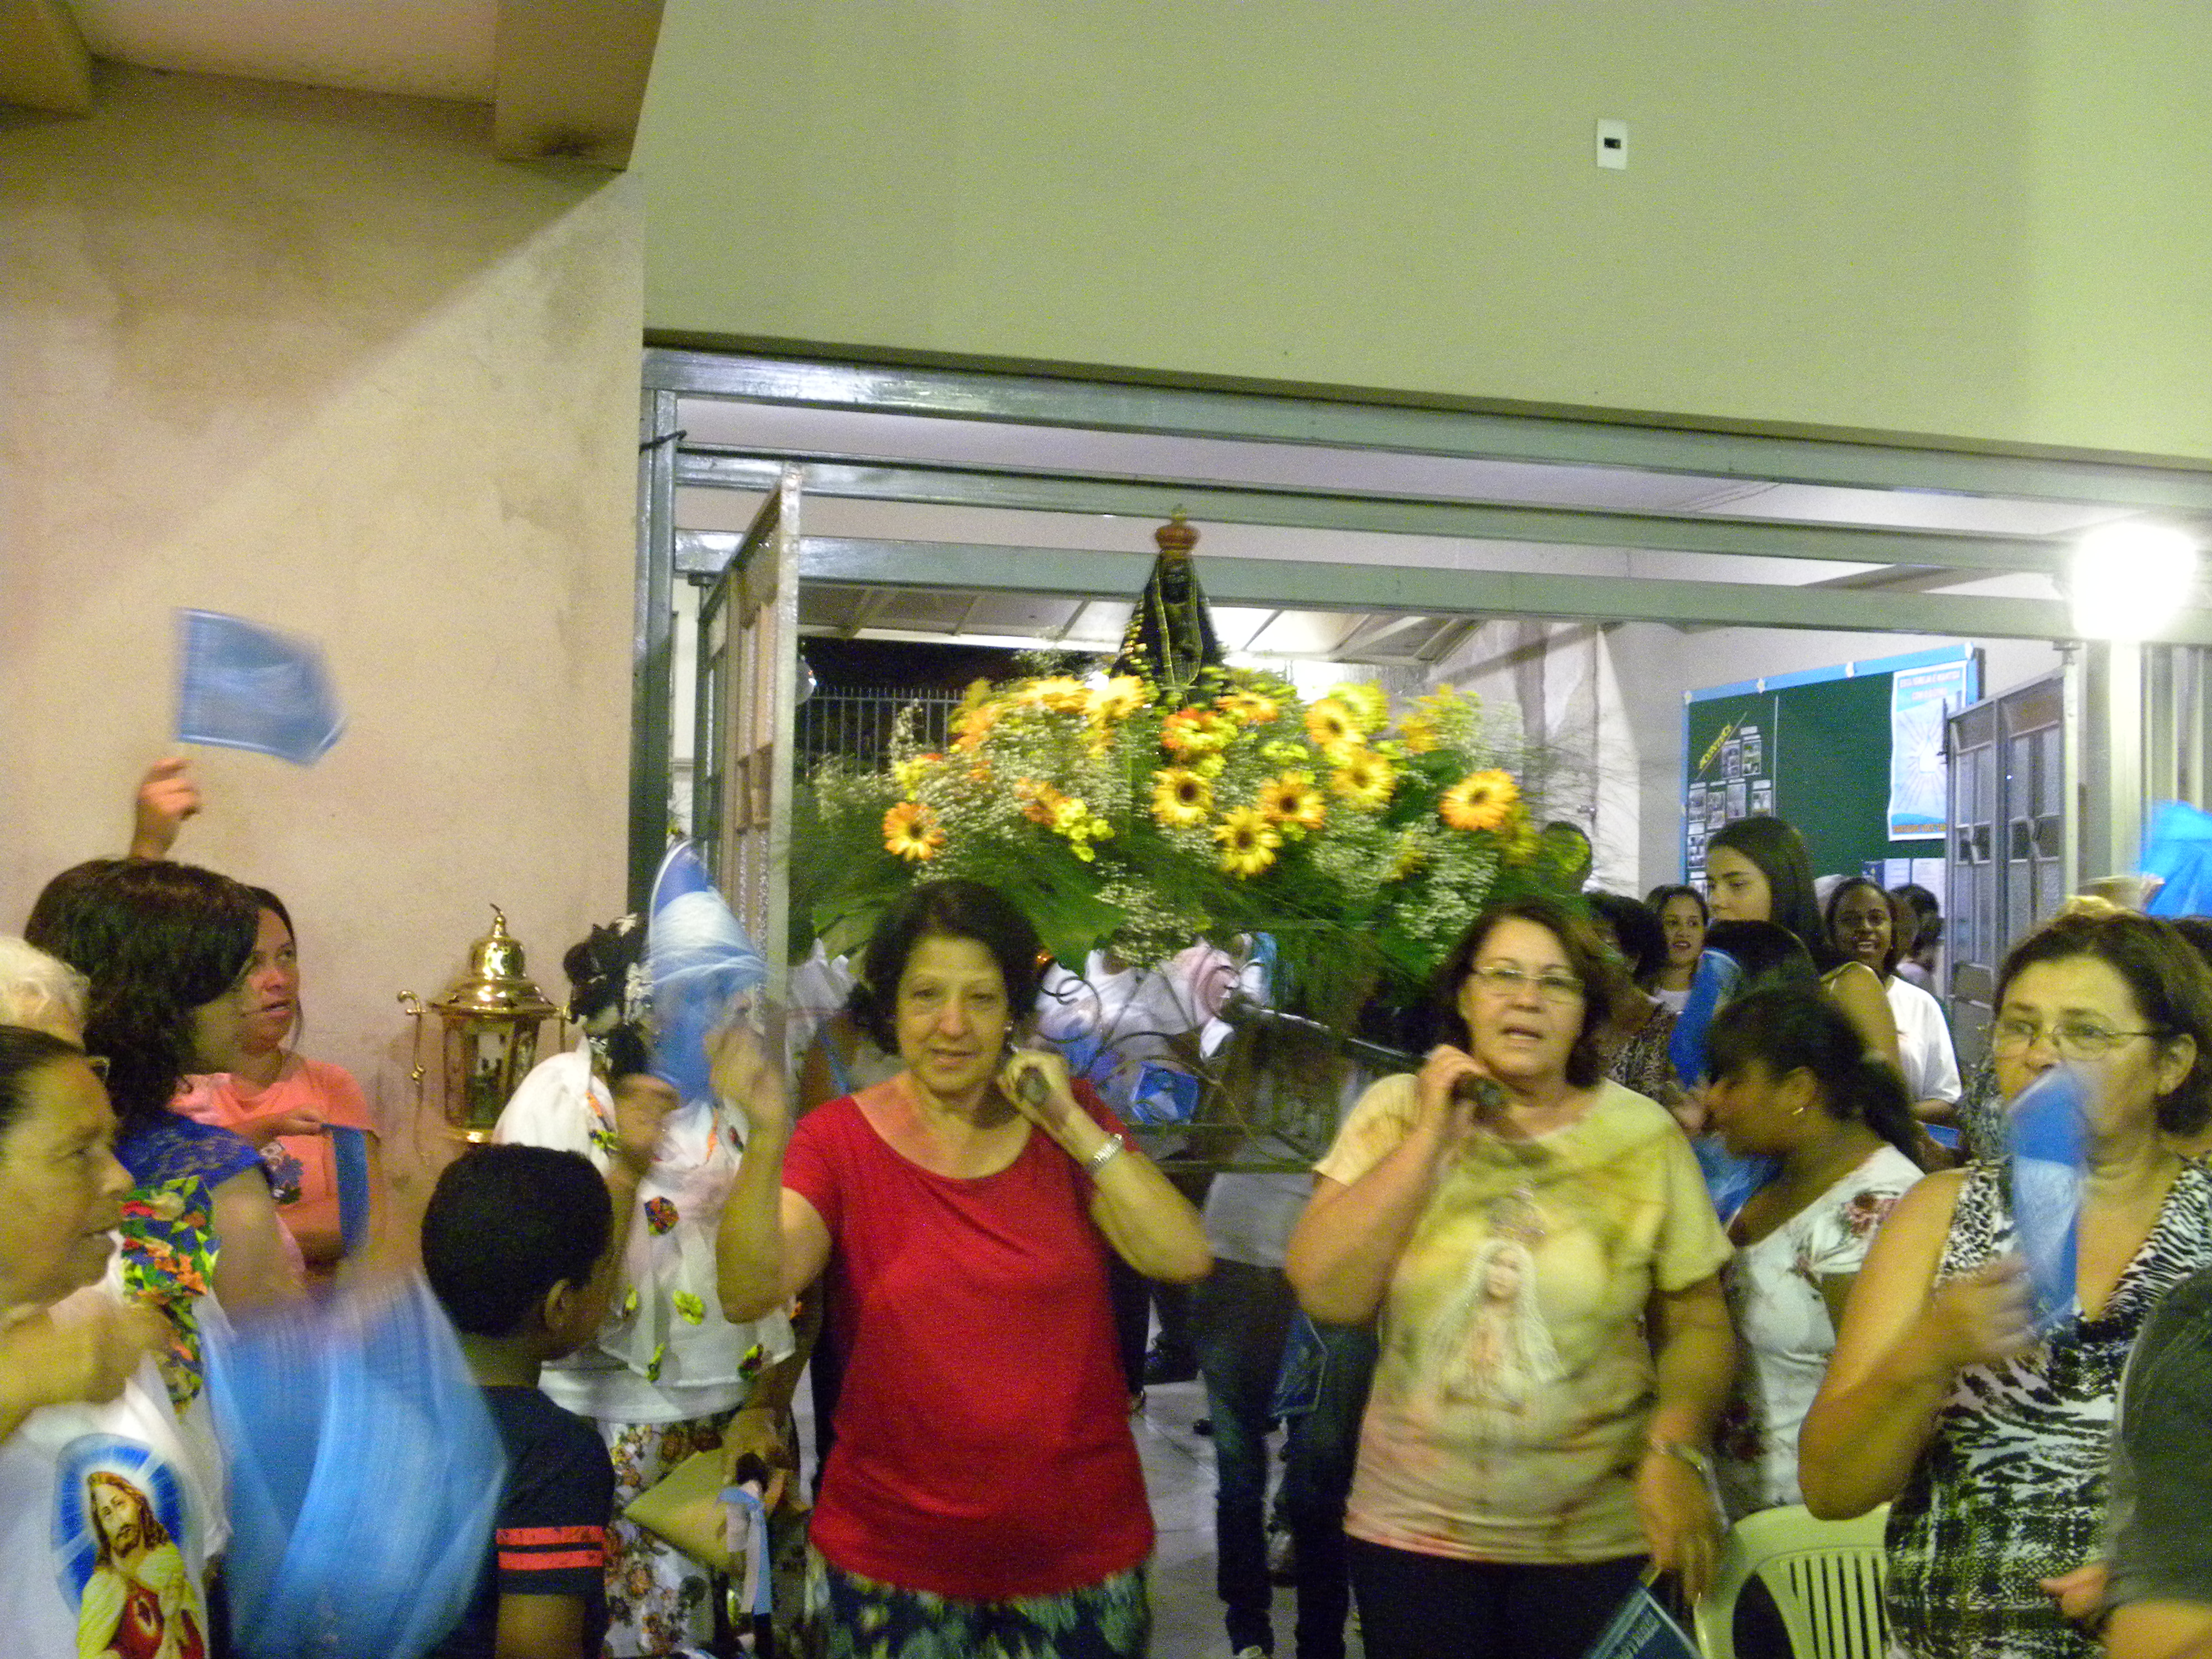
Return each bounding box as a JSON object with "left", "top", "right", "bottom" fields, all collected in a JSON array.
[{"left": 1699, "top": 986, "right": 1926, "bottom": 1516}]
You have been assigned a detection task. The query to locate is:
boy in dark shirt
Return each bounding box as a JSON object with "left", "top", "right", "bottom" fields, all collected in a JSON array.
[{"left": 424, "top": 1144, "right": 620, "bottom": 1659}]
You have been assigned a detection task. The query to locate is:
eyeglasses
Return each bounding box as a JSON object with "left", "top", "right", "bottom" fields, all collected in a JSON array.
[
  {"left": 1990, "top": 1018, "right": 2163, "bottom": 1061},
  {"left": 1468, "top": 964, "right": 1585, "bottom": 1003}
]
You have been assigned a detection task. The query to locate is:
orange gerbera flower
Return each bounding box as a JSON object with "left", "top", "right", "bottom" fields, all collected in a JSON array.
[
  {"left": 1215, "top": 690, "right": 1280, "bottom": 726},
  {"left": 1016, "top": 778, "right": 1072, "bottom": 826},
  {"left": 883, "top": 801, "right": 944, "bottom": 861},
  {"left": 1161, "top": 708, "right": 1229, "bottom": 757},
  {"left": 952, "top": 703, "right": 1000, "bottom": 752},
  {"left": 1440, "top": 769, "right": 1519, "bottom": 832}
]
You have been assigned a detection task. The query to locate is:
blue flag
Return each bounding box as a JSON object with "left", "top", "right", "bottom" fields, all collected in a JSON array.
[{"left": 175, "top": 609, "right": 345, "bottom": 766}]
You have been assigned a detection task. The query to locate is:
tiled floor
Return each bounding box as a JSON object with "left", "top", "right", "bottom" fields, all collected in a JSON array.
[{"left": 1137, "top": 1379, "right": 1368, "bottom": 1659}]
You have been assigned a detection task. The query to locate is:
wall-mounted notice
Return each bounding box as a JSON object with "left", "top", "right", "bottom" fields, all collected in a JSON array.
[
  {"left": 1682, "top": 643, "right": 1982, "bottom": 881},
  {"left": 1888, "top": 658, "right": 1980, "bottom": 840}
]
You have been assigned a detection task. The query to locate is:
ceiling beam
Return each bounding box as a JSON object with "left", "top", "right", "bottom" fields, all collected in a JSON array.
[
  {"left": 494, "top": 0, "right": 664, "bottom": 166},
  {"left": 676, "top": 534, "right": 2212, "bottom": 647},
  {"left": 0, "top": 0, "right": 91, "bottom": 113},
  {"left": 674, "top": 452, "right": 2067, "bottom": 577},
  {"left": 646, "top": 349, "right": 2212, "bottom": 515}
]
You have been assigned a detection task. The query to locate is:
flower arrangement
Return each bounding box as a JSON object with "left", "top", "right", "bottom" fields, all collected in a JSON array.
[{"left": 798, "top": 661, "right": 1577, "bottom": 1026}]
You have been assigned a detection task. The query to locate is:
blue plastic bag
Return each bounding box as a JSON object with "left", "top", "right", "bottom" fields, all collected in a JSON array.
[
  {"left": 2144, "top": 800, "right": 2212, "bottom": 918},
  {"left": 205, "top": 1278, "right": 504, "bottom": 1658}
]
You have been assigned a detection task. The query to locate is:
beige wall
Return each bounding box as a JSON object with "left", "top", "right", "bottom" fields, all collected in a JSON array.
[
  {"left": 0, "top": 69, "right": 643, "bottom": 1136},
  {"left": 635, "top": 0, "right": 2212, "bottom": 461}
]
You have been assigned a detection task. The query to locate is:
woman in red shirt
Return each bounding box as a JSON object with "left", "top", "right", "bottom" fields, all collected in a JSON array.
[{"left": 716, "top": 879, "right": 1211, "bottom": 1657}]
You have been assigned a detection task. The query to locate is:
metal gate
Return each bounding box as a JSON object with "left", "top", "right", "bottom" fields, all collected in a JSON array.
[{"left": 1947, "top": 673, "right": 2066, "bottom": 1062}]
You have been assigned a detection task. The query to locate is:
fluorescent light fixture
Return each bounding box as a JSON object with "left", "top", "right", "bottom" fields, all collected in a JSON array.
[{"left": 2064, "top": 523, "right": 2200, "bottom": 640}]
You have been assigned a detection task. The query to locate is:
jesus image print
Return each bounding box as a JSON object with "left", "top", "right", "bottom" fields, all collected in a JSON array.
[{"left": 50, "top": 1447, "right": 209, "bottom": 1659}]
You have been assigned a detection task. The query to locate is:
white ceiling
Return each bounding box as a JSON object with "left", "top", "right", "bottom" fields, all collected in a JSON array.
[{"left": 674, "top": 394, "right": 2142, "bottom": 665}]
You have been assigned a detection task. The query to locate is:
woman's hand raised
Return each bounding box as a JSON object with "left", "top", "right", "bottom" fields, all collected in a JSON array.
[
  {"left": 708, "top": 1021, "right": 790, "bottom": 1146},
  {"left": 609, "top": 1073, "right": 680, "bottom": 1178},
  {"left": 1413, "top": 1045, "right": 1494, "bottom": 1159},
  {"left": 1000, "top": 1050, "right": 1087, "bottom": 1145},
  {"left": 1918, "top": 1256, "right": 2038, "bottom": 1372}
]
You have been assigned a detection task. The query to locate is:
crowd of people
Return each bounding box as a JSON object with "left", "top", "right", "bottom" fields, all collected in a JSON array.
[{"left": 11, "top": 763, "right": 2212, "bottom": 1659}]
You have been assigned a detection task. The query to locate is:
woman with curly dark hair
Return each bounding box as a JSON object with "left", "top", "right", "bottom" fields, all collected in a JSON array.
[
  {"left": 24, "top": 858, "right": 298, "bottom": 1404},
  {"left": 716, "top": 878, "right": 1209, "bottom": 1659}
]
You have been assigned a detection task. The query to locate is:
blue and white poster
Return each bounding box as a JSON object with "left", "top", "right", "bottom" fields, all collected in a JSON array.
[{"left": 1888, "top": 658, "right": 1979, "bottom": 839}]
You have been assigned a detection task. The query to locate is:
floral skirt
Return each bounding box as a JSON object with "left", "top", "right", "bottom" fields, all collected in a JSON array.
[
  {"left": 804, "top": 1548, "right": 1150, "bottom": 1659},
  {"left": 601, "top": 1412, "right": 734, "bottom": 1657}
]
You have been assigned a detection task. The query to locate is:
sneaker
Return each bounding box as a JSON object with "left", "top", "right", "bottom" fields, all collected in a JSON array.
[{"left": 1232, "top": 1648, "right": 1270, "bottom": 1658}]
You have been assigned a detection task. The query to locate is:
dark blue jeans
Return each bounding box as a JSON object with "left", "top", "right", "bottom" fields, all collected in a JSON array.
[{"left": 1194, "top": 1261, "right": 1378, "bottom": 1659}]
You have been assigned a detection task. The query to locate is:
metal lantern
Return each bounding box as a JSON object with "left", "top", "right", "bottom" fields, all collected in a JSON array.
[{"left": 399, "top": 905, "right": 559, "bottom": 1139}]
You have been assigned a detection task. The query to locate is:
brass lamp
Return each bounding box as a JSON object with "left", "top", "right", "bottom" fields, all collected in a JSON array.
[{"left": 399, "top": 905, "right": 560, "bottom": 1139}]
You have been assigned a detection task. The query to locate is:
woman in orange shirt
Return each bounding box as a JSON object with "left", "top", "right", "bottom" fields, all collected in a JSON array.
[{"left": 174, "top": 889, "right": 380, "bottom": 1279}]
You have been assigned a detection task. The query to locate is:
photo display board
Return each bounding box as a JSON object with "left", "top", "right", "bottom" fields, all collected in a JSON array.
[{"left": 1681, "top": 644, "right": 1981, "bottom": 888}]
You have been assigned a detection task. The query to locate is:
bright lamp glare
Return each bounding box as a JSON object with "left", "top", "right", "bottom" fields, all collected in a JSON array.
[{"left": 2065, "top": 524, "right": 2200, "bottom": 641}]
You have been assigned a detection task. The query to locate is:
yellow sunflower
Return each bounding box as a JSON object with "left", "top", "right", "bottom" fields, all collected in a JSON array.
[
  {"left": 1440, "top": 768, "right": 1519, "bottom": 832},
  {"left": 1019, "top": 675, "right": 1092, "bottom": 714},
  {"left": 1214, "top": 807, "right": 1284, "bottom": 878},
  {"left": 1088, "top": 675, "right": 1149, "bottom": 723},
  {"left": 1303, "top": 698, "right": 1361, "bottom": 757},
  {"left": 1330, "top": 749, "right": 1397, "bottom": 810},
  {"left": 1397, "top": 713, "right": 1440, "bottom": 755},
  {"left": 1150, "top": 766, "right": 1213, "bottom": 827},
  {"left": 1328, "top": 681, "right": 1390, "bottom": 733},
  {"left": 1256, "top": 770, "right": 1326, "bottom": 833},
  {"left": 882, "top": 801, "right": 944, "bottom": 862}
]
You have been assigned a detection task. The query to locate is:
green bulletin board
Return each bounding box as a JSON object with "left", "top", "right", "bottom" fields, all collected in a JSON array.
[{"left": 1681, "top": 644, "right": 1981, "bottom": 885}]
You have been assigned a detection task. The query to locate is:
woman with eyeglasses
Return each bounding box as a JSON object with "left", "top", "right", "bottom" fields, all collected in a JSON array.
[
  {"left": 1286, "top": 896, "right": 1735, "bottom": 1659},
  {"left": 1799, "top": 910, "right": 2212, "bottom": 1659}
]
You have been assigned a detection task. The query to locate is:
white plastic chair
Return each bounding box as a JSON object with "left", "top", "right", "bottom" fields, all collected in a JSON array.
[{"left": 1693, "top": 1504, "right": 1891, "bottom": 1659}]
